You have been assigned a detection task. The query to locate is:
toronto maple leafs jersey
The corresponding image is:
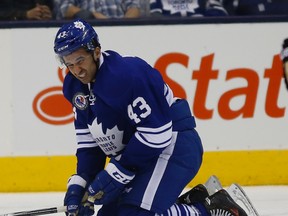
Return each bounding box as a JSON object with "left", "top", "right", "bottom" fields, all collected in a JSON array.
[
  {"left": 63, "top": 50, "right": 183, "bottom": 181},
  {"left": 150, "top": 0, "right": 228, "bottom": 17}
]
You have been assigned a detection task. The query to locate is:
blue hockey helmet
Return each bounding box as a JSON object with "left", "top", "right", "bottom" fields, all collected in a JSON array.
[{"left": 54, "top": 19, "right": 100, "bottom": 58}]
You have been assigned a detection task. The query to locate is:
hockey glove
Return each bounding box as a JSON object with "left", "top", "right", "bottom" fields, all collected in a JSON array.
[
  {"left": 79, "top": 192, "right": 94, "bottom": 216},
  {"left": 87, "top": 158, "right": 135, "bottom": 205},
  {"left": 64, "top": 174, "right": 94, "bottom": 216},
  {"left": 281, "top": 38, "right": 288, "bottom": 90}
]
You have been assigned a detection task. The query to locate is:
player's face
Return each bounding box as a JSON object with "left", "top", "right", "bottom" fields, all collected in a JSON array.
[{"left": 63, "top": 48, "right": 98, "bottom": 84}]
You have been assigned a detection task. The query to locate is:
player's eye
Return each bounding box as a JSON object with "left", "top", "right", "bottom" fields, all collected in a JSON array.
[
  {"left": 66, "top": 63, "right": 74, "bottom": 69},
  {"left": 65, "top": 55, "right": 90, "bottom": 70},
  {"left": 76, "top": 58, "right": 85, "bottom": 66}
]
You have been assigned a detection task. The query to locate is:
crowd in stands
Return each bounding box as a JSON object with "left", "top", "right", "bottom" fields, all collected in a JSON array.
[
  {"left": 0, "top": 0, "right": 53, "bottom": 20},
  {"left": 0, "top": 0, "right": 287, "bottom": 21}
]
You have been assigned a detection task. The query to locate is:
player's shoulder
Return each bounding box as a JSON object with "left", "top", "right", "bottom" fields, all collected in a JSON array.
[
  {"left": 100, "top": 50, "right": 148, "bottom": 81},
  {"left": 94, "top": 51, "right": 148, "bottom": 100},
  {"left": 103, "top": 50, "right": 149, "bottom": 68},
  {"left": 102, "top": 50, "right": 163, "bottom": 88}
]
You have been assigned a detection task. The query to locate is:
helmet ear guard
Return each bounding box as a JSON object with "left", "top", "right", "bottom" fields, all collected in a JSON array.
[
  {"left": 55, "top": 55, "right": 64, "bottom": 69},
  {"left": 53, "top": 19, "right": 101, "bottom": 59}
]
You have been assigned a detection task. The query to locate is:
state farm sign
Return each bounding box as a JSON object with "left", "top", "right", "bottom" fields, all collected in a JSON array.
[{"left": 155, "top": 53, "right": 286, "bottom": 120}]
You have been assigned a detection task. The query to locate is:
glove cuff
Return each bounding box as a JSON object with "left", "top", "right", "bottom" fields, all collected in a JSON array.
[
  {"left": 67, "top": 174, "right": 87, "bottom": 189},
  {"left": 106, "top": 159, "right": 135, "bottom": 185}
]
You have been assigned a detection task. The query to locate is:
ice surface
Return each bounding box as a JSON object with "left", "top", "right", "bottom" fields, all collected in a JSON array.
[{"left": 0, "top": 186, "right": 287, "bottom": 216}]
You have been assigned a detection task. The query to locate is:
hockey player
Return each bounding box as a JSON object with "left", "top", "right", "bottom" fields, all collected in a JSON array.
[
  {"left": 53, "top": 19, "right": 247, "bottom": 216},
  {"left": 281, "top": 38, "right": 288, "bottom": 90}
]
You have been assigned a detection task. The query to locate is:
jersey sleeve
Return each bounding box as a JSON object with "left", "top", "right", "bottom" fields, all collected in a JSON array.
[
  {"left": 74, "top": 118, "right": 107, "bottom": 182},
  {"left": 63, "top": 72, "right": 107, "bottom": 182}
]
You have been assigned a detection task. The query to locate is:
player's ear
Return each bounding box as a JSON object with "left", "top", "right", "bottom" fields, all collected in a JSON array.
[{"left": 93, "top": 47, "right": 101, "bottom": 60}]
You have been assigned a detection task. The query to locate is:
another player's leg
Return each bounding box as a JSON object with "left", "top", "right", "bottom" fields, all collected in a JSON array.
[
  {"left": 115, "top": 189, "right": 247, "bottom": 216},
  {"left": 177, "top": 175, "right": 223, "bottom": 205},
  {"left": 160, "top": 188, "right": 247, "bottom": 216},
  {"left": 177, "top": 184, "right": 209, "bottom": 205},
  {"left": 116, "top": 203, "right": 203, "bottom": 216},
  {"left": 177, "top": 177, "right": 258, "bottom": 216},
  {"left": 201, "top": 189, "right": 248, "bottom": 216}
]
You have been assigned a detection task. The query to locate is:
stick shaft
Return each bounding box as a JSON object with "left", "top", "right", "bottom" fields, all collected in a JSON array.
[{"left": 0, "top": 206, "right": 66, "bottom": 216}]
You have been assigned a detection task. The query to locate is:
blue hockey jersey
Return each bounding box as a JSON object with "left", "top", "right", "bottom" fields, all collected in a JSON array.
[
  {"left": 150, "top": 0, "right": 228, "bottom": 17},
  {"left": 63, "top": 50, "right": 180, "bottom": 181}
]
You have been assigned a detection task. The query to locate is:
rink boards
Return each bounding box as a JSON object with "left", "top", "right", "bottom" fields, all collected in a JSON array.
[
  {"left": 0, "top": 150, "right": 288, "bottom": 192},
  {"left": 0, "top": 22, "right": 287, "bottom": 191}
]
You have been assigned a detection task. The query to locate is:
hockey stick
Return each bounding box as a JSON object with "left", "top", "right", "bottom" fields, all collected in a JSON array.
[{"left": 0, "top": 206, "right": 66, "bottom": 216}]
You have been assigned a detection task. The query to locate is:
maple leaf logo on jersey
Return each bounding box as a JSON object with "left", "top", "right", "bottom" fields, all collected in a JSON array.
[
  {"left": 164, "top": 0, "right": 197, "bottom": 16},
  {"left": 88, "top": 118, "right": 126, "bottom": 156}
]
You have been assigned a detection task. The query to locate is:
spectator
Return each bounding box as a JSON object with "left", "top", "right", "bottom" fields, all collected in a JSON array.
[
  {"left": 54, "top": 0, "right": 141, "bottom": 20},
  {"left": 150, "top": 0, "right": 228, "bottom": 17},
  {"left": 0, "top": 0, "right": 54, "bottom": 21},
  {"left": 223, "top": 0, "right": 288, "bottom": 16}
]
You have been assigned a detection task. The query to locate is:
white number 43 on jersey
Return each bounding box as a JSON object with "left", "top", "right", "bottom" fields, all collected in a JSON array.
[{"left": 128, "top": 97, "right": 151, "bottom": 124}]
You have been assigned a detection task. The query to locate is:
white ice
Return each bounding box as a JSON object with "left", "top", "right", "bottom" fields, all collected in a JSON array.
[{"left": 0, "top": 186, "right": 287, "bottom": 216}]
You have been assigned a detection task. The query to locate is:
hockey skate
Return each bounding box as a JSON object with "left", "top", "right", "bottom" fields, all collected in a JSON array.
[
  {"left": 227, "top": 184, "right": 259, "bottom": 216},
  {"left": 204, "top": 175, "right": 223, "bottom": 195},
  {"left": 204, "top": 189, "right": 248, "bottom": 216},
  {"left": 177, "top": 183, "right": 209, "bottom": 204},
  {"left": 177, "top": 175, "right": 223, "bottom": 204},
  {"left": 177, "top": 175, "right": 259, "bottom": 216},
  {"left": 204, "top": 177, "right": 259, "bottom": 216}
]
